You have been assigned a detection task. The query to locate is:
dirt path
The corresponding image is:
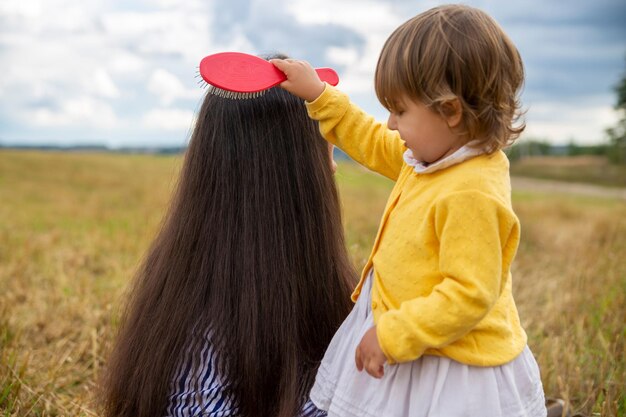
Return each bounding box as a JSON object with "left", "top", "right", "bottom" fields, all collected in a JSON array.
[{"left": 511, "top": 177, "right": 626, "bottom": 201}]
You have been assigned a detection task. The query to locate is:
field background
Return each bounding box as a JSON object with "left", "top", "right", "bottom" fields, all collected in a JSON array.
[{"left": 1, "top": 150, "right": 625, "bottom": 416}]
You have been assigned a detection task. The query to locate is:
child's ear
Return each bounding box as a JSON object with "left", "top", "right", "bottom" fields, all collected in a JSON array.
[{"left": 442, "top": 98, "right": 463, "bottom": 129}]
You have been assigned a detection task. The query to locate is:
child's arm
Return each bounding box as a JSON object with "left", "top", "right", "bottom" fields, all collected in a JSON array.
[
  {"left": 272, "top": 59, "right": 405, "bottom": 181},
  {"left": 376, "top": 190, "right": 521, "bottom": 364}
]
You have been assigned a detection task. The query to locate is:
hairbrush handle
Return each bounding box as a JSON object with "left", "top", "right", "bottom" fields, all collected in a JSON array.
[
  {"left": 314, "top": 67, "right": 339, "bottom": 87},
  {"left": 199, "top": 52, "right": 339, "bottom": 93}
]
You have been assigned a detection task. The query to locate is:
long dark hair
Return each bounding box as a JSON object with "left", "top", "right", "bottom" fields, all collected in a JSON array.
[{"left": 100, "top": 81, "right": 356, "bottom": 417}]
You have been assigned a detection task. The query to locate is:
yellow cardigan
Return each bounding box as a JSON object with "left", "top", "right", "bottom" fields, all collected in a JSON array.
[{"left": 307, "top": 85, "right": 527, "bottom": 366}]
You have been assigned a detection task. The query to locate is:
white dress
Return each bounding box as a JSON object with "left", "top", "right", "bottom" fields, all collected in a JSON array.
[{"left": 310, "top": 147, "right": 547, "bottom": 417}]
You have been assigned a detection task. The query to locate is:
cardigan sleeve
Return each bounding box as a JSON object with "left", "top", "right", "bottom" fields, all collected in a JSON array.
[
  {"left": 375, "top": 190, "right": 521, "bottom": 364},
  {"left": 306, "top": 84, "right": 406, "bottom": 181}
]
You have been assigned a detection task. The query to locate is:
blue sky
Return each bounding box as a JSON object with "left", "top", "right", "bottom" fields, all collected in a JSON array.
[{"left": 0, "top": 0, "right": 624, "bottom": 147}]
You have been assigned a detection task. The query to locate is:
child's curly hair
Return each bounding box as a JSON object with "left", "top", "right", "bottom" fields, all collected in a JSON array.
[{"left": 375, "top": 4, "right": 525, "bottom": 152}]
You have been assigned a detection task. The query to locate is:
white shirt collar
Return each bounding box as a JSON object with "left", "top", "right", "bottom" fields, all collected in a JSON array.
[{"left": 403, "top": 141, "right": 484, "bottom": 174}]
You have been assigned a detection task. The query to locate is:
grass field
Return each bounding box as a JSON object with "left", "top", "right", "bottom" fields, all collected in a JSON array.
[
  {"left": 509, "top": 155, "right": 626, "bottom": 188},
  {"left": 1, "top": 150, "right": 625, "bottom": 416}
]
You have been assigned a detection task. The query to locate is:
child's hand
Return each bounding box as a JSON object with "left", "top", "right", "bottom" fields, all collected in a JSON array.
[
  {"left": 270, "top": 59, "right": 325, "bottom": 102},
  {"left": 355, "top": 326, "right": 387, "bottom": 379}
]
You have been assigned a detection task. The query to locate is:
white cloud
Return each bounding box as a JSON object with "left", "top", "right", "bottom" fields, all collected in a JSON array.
[
  {"left": 325, "top": 46, "right": 359, "bottom": 68},
  {"left": 0, "top": 1, "right": 43, "bottom": 19},
  {"left": 0, "top": 0, "right": 217, "bottom": 144},
  {"left": 141, "top": 108, "right": 195, "bottom": 130},
  {"left": 220, "top": 32, "right": 256, "bottom": 55},
  {"left": 287, "top": 0, "right": 403, "bottom": 97},
  {"left": 99, "top": 10, "right": 213, "bottom": 66},
  {"left": 524, "top": 99, "right": 619, "bottom": 144},
  {"left": 138, "top": 0, "right": 208, "bottom": 9},
  {"left": 29, "top": 97, "right": 119, "bottom": 128},
  {"left": 107, "top": 51, "right": 147, "bottom": 75},
  {"left": 90, "top": 69, "right": 121, "bottom": 99},
  {"left": 287, "top": 0, "right": 402, "bottom": 35},
  {"left": 147, "top": 69, "right": 200, "bottom": 105},
  {"left": 100, "top": 11, "right": 174, "bottom": 38}
]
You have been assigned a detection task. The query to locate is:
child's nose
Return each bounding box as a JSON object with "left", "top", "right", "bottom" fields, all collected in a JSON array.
[{"left": 387, "top": 113, "right": 397, "bottom": 130}]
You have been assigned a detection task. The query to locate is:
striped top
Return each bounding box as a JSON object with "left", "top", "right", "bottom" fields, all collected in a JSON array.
[{"left": 165, "top": 333, "right": 327, "bottom": 417}]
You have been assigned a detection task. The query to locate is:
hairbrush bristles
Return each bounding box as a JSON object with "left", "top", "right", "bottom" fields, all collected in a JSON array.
[
  {"left": 195, "top": 68, "right": 207, "bottom": 89},
  {"left": 206, "top": 85, "right": 267, "bottom": 99}
]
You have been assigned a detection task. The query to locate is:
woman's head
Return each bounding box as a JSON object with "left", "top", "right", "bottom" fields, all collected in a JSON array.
[
  {"left": 375, "top": 4, "right": 525, "bottom": 152},
  {"left": 187, "top": 84, "right": 337, "bottom": 205},
  {"left": 101, "top": 77, "right": 355, "bottom": 417}
]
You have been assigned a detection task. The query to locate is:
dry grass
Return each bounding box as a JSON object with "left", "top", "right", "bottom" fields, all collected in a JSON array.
[
  {"left": 1, "top": 150, "right": 624, "bottom": 416},
  {"left": 0, "top": 150, "right": 181, "bottom": 416},
  {"left": 511, "top": 193, "right": 626, "bottom": 416},
  {"left": 510, "top": 156, "right": 626, "bottom": 188}
]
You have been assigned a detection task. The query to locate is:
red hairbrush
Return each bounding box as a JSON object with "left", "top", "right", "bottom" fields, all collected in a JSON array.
[{"left": 197, "top": 52, "right": 339, "bottom": 99}]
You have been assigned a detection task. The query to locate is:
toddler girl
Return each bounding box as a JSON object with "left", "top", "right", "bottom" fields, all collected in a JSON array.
[{"left": 272, "top": 5, "right": 546, "bottom": 417}]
